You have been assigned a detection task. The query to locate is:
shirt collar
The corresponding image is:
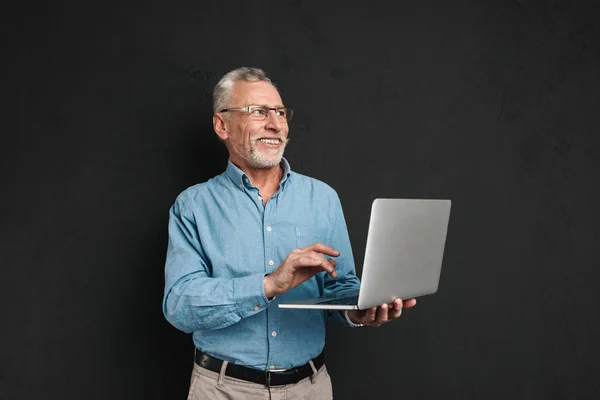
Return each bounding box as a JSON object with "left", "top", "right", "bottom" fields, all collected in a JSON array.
[{"left": 225, "top": 158, "right": 293, "bottom": 189}]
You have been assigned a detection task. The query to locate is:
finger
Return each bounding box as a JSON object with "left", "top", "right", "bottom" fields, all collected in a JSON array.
[
  {"left": 393, "top": 298, "right": 403, "bottom": 310},
  {"left": 324, "top": 257, "right": 338, "bottom": 278},
  {"left": 365, "top": 307, "right": 377, "bottom": 324},
  {"left": 296, "top": 255, "right": 338, "bottom": 278},
  {"left": 296, "top": 255, "right": 333, "bottom": 270},
  {"left": 311, "top": 252, "right": 339, "bottom": 279},
  {"left": 389, "top": 302, "right": 403, "bottom": 319},
  {"left": 299, "top": 242, "right": 340, "bottom": 257},
  {"left": 385, "top": 298, "right": 400, "bottom": 309},
  {"left": 374, "top": 304, "right": 389, "bottom": 325},
  {"left": 326, "top": 259, "right": 337, "bottom": 277},
  {"left": 403, "top": 298, "right": 417, "bottom": 308},
  {"left": 305, "top": 251, "right": 335, "bottom": 263}
]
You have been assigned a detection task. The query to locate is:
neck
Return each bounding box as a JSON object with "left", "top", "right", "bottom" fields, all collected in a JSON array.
[
  {"left": 243, "top": 164, "right": 283, "bottom": 188},
  {"left": 231, "top": 158, "right": 284, "bottom": 203}
]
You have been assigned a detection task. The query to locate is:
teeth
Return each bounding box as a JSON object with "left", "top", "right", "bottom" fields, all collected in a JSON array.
[{"left": 259, "top": 138, "right": 279, "bottom": 145}]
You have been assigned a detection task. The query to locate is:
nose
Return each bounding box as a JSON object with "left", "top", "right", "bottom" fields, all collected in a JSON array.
[{"left": 265, "top": 110, "right": 283, "bottom": 131}]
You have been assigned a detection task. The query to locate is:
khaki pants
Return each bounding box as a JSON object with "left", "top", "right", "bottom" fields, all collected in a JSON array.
[{"left": 186, "top": 361, "right": 334, "bottom": 400}]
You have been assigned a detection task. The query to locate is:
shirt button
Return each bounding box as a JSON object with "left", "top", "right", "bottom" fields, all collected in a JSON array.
[
  {"left": 268, "top": 260, "right": 274, "bottom": 266},
  {"left": 258, "top": 196, "right": 262, "bottom": 201},
  {"left": 239, "top": 184, "right": 243, "bottom": 189},
  {"left": 270, "top": 365, "right": 276, "bottom": 370},
  {"left": 266, "top": 226, "right": 272, "bottom": 232},
  {"left": 244, "top": 177, "right": 249, "bottom": 183},
  {"left": 253, "top": 305, "right": 259, "bottom": 311},
  {"left": 271, "top": 331, "right": 277, "bottom": 337}
]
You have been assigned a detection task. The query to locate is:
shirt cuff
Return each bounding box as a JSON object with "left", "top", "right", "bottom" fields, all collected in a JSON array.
[
  {"left": 343, "top": 310, "right": 364, "bottom": 327},
  {"left": 233, "top": 273, "right": 271, "bottom": 318}
]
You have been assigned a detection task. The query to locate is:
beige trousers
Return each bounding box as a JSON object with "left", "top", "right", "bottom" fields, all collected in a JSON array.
[{"left": 186, "top": 361, "right": 334, "bottom": 400}]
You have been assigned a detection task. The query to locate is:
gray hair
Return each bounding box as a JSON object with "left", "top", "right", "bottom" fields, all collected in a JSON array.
[{"left": 213, "top": 67, "right": 276, "bottom": 114}]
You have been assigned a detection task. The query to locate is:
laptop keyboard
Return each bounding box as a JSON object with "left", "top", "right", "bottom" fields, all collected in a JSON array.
[{"left": 316, "top": 295, "right": 359, "bottom": 306}]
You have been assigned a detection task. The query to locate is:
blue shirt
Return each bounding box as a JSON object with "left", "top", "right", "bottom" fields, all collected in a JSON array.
[{"left": 163, "top": 158, "right": 360, "bottom": 370}]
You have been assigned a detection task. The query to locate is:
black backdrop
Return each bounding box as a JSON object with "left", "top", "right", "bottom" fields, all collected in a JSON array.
[{"left": 2, "top": 1, "right": 600, "bottom": 399}]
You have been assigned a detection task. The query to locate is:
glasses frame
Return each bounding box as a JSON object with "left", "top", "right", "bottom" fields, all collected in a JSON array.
[{"left": 219, "top": 105, "right": 294, "bottom": 122}]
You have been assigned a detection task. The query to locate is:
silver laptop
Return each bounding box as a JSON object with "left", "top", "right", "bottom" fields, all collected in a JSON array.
[{"left": 278, "top": 198, "right": 451, "bottom": 310}]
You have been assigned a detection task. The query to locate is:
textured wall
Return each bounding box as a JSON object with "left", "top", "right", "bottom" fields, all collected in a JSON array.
[{"left": 2, "top": 0, "right": 599, "bottom": 399}]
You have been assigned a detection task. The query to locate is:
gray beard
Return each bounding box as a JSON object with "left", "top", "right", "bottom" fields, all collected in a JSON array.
[{"left": 244, "top": 137, "right": 290, "bottom": 168}]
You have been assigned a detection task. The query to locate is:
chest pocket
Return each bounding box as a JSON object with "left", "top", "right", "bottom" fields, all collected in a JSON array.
[{"left": 295, "top": 225, "right": 328, "bottom": 250}]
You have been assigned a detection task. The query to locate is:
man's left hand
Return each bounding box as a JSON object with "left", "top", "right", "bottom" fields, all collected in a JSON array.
[{"left": 347, "top": 298, "right": 417, "bottom": 327}]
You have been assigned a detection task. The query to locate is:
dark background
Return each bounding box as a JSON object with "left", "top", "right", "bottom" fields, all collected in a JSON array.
[{"left": 2, "top": 0, "right": 599, "bottom": 399}]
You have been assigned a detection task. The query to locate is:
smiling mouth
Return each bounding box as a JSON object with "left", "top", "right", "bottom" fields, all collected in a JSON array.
[{"left": 257, "top": 138, "right": 281, "bottom": 145}]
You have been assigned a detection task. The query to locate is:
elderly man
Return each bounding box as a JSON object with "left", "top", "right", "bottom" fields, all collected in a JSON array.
[{"left": 163, "top": 67, "right": 416, "bottom": 399}]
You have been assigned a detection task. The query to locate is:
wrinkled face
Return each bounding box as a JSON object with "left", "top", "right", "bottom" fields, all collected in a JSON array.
[{"left": 215, "top": 80, "right": 289, "bottom": 170}]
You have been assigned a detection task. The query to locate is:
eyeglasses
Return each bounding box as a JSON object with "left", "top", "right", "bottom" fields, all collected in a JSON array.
[{"left": 220, "top": 105, "right": 294, "bottom": 122}]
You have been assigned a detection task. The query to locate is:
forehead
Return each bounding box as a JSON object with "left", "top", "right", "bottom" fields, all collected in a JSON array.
[{"left": 230, "top": 80, "right": 283, "bottom": 106}]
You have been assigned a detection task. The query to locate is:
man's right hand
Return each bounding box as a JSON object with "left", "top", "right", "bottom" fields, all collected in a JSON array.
[{"left": 263, "top": 243, "right": 339, "bottom": 299}]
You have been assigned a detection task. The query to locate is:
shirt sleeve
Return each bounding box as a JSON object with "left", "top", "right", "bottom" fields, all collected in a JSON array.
[
  {"left": 162, "top": 197, "right": 271, "bottom": 333},
  {"left": 322, "top": 191, "right": 362, "bottom": 327}
]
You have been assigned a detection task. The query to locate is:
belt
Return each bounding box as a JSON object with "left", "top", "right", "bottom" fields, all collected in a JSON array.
[{"left": 194, "top": 349, "right": 325, "bottom": 387}]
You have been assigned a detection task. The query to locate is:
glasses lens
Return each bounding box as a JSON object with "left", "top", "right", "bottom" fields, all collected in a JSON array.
[
  {"left": 249, "top": 106, "right": 269, "bottom": 118},
  {"left": 245, "top": 106, "right": 294, "bottom": 122},
  {"left": 283, "top": 108, "right": 293, "bottom": 121}
]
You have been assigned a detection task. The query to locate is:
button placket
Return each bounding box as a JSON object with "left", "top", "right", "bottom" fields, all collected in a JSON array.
[
  {"left": 264, "top": 199, "right": 281, "bottom": 370},
  {"left": 264, "top": 202, "right": 277, "bottom": 272}
]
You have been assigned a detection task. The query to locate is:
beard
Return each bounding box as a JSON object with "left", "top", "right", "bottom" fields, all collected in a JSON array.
[{"left": 234, "top": 136, "right": 290, "bottom": 169}]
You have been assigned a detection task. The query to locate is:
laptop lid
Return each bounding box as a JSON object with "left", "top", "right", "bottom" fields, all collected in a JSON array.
[{"left": 356, "top": 198, "right": 451, "bottom": 309}]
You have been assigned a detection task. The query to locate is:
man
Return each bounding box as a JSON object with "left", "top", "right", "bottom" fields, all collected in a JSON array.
[{"left": 163, "top": 67, "right": 416, "bottom": 399}]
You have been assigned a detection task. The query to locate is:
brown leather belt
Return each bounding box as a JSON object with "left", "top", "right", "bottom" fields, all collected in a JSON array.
[{"left": 194, "top": 349, "right": 325, "bottom": 387}]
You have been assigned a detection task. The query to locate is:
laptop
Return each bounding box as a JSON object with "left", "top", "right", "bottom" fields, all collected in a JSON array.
[{"left": 278, "top": 198, "right": 451, "bottom": 310}]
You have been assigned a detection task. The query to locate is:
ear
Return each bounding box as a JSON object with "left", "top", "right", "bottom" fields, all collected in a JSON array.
[{"left": 213, "top": 113, "right": 229, "bottom": 141}]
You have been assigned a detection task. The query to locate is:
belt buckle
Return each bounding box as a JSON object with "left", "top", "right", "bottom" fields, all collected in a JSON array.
[
  {"left": 265, "top": 368, "right": 287, "bottom": 387},
  {"left": 266, "top": 371, "right": 275, "bottom": 387}
]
